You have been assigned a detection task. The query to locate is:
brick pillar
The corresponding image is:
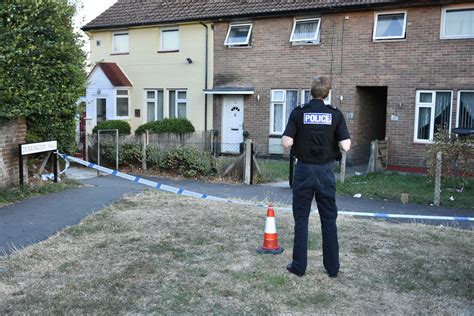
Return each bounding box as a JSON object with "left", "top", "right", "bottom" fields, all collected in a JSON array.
[{"left": 0, "top": 118, "right": 27, "bottom": 186}]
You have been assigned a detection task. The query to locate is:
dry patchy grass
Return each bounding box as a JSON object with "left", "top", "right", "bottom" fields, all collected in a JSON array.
[{"left": 0, "top": 191, "right": 472, "bottom": 314}]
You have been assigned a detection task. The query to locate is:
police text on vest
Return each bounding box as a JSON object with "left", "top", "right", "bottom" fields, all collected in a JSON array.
[{"left": 303, "top": 113, "right": 332, "bottom": 125}]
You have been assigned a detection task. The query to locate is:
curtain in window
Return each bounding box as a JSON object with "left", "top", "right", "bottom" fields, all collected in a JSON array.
[
  {"left": 418, "top": 107, "right": 431, "bottom": 140},
  {"left": 177, "top": 103, "right": 186, "bottom": 118},
  {"left": 304, "top": 91, "right": 311, "bottom": 104},
  {"left": 157, "top": 91, "right": 164, "bottom": 120},
  {"left": 162, "top": 30, "right": 179, "bottom": 50},
  {"left": 459, "top": 92, "right": 474, "bottom": 128},
  {"left": 445, "top": 9, "right": 474, "bottom": 36},
  {"left": 114, "top": 34, "right": 128, "bottom": 52},
  {"left": 434, "top": 92, "right": 451, "bottom": 133},
  {"left": 169, "top": 91, "right": 176, "bottom": 118},
  {"left": 147, "top": 102, "right": 155, "bottom": 122},
  {"left": 273, "top": 104, "right": 283, "bottom": 133},
  {"left": 376, "top": 14, "right": 404, "bottom": 37},
  {"left": 116, "top": 98, "right": 128, "bottom": 116},
  {"left": 285, "top": 91, "right": 298, "bottom": 124},
  {"left": 293, "top": 21, "right": 318, "bottom": 40}
]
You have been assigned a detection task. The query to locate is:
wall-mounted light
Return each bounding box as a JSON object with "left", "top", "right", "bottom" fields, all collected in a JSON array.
[
  {"left": 186, "top": 57, "right": 193, "bottom": 64},
  {"left": 96, "top": 88, "right": 101, "bottom": 95},
  {"left": 256, "top": 94, "right": 260, "bottom": 102}
]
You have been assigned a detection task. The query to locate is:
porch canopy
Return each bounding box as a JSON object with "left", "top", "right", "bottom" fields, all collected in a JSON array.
[{"left": 203, "top": 86, "right": 255, "bottom": 95}]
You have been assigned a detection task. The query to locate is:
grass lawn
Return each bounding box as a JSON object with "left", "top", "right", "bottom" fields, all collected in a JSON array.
[
  {"left": 257, "top": 158, "right": 289, "bottom": 183},
  {"left": 0, "top": 179, "right": 81, "bottom": 208},
  {"left": 337, "top": 172, "right": 474, "bottom": 209},
  {"left": 0, "top": 191, "right": 472, "bottom": 314}
]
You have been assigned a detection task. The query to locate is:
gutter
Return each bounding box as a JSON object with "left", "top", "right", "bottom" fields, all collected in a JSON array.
[{"left": 199, "top": 22, "right": 209, "bottom": 132}]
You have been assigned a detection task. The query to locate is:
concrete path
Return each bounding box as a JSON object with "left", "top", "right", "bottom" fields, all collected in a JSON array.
[
  {"left": 0, "top": 176, "right": 142, "bottom": 255},
  {"left": 0, "top": 166, "right": 472, "bottom": 255}
]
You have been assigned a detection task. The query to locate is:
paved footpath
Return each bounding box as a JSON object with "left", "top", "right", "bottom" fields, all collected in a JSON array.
[{"left": 0, "top": 168, "right": 472, "bottom": 255}]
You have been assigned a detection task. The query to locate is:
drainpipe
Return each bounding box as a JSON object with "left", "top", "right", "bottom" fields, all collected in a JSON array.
[{"left": 200, "top": 22, "right": 209, "bottom": 131}]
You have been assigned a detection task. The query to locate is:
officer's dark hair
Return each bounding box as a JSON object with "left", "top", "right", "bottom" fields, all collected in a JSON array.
[{"left": 311, "top": 76, "right": 331, "bottom": 99}]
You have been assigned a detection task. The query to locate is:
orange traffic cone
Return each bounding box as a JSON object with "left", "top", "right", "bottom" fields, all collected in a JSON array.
[{"left": 257, "top": 204, "right": 284, "bottom": 254}]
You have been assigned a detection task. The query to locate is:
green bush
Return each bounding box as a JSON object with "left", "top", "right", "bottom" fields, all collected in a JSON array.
[
  {"left": 135, "top": 118, "right": 195, "bottom": 134},
  {"left": 159, "top": 147, "right": 216, "bottom": 177},
  {"left": 93, "top": 120, "right": 131, "bottom": 135},
  {"left": 146, "top": 145, "right": 162, "bottom": 167},
  {"left": 102, "top": 141, "right": 141, "bottom": 165},
  {"left": 0, "top": 1, "right": 87, "bottom": 153}
]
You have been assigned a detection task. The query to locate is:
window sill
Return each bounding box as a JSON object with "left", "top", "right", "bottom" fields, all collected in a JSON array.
[
  {"left": 110, "top": 52, "right": 129, "bottom": 55},
  {"left": 372, "top": 38, "right": 406, "bottom": 43},
  {"left": 440, "top": 36, "right": 474, "bottom": 40},
  {"left": 115, "top": 116, "right": 130, "bottom": 120},
  {"left": 269, "top": 133, "right": 283, "bottom": 138},
  {"left": 158, "top": 50, "right": 179, "bottom": 53},
  {"left": 290, "top": 41, "right": 320, "bottom": 46},
  {"left": 413, "top": 140, "right": 432, "bottom": 144},
  {"left": 225, "top": 45, "right": 252, "bottom": 49}
]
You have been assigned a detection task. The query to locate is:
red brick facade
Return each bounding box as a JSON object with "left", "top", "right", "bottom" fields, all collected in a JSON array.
[
  {"left": 0, "top": 119, "right": 27, "bottom": 186},
  {"left": 212, "top": 5, "right": 474, "bottom": 167}
]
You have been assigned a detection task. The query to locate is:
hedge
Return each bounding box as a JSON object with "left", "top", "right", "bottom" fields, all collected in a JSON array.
[{"left": 135, "top": 118, "right": 195, "bottom": 134}]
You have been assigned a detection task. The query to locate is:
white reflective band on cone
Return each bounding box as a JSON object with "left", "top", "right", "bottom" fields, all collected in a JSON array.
[{"left": 264, "top": 217, "right": 277, "bottom": 234}]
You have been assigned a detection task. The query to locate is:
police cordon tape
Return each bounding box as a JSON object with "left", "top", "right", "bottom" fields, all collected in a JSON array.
[{"left": 60, "top": 154, "right": 473, "bottom": 223}]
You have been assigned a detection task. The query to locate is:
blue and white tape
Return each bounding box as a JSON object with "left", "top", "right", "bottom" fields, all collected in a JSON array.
[{"left": 60, "top": 154, "right": 473, "bottom": 223}]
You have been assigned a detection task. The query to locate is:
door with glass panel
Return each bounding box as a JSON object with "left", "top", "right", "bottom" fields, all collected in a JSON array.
[
  {"left": 96, "top": 98, "right": 106, "bottom": 124},
  {"left": 222, "top": 95, "right": 244, "bottom": 153}
]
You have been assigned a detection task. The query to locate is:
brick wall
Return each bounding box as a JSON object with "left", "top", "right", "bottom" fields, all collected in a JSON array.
[
  {"left": 213, "top": 5, "right": 474, "bottom": 167},
  {"left": 0, "top": 119, "right": 27, "bottom": 187}
]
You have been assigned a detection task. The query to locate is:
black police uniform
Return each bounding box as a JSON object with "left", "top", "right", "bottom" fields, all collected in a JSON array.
[{"left": 283, "top": 98, "right": 350, "bottom": 277}]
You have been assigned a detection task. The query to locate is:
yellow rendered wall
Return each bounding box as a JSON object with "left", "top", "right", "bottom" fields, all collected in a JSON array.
[{"left": 88, "top": 23, "right": 214, "bottom": 132}]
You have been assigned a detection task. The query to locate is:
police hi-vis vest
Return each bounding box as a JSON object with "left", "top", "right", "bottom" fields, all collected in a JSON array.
[{"left": 291, "top": 100, "right": 344, "bottom": 164}]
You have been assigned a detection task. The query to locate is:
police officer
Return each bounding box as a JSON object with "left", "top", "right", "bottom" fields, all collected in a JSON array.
[{"left": 282, "top": 76, "right": 351, "bottom": 278}]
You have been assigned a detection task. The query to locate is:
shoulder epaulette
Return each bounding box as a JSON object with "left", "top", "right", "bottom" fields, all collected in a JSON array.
[{"left": 326, "top": 104, "right": 340, "bottom": 111}]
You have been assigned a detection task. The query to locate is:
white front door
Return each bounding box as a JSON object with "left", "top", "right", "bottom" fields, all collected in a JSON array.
[{"left": 222, "top": 96, "right": 244, "bottom": 153}]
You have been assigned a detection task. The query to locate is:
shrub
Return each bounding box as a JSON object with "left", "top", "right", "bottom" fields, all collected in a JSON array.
[
  {"left": 146, "top": 145, "right": 162, "bottom": 167},
  {"left": 93, "top": 120, "right": 131, "bottom": 135},
  {"left": 0, "top": 1, "right": 87, "bottom": 153},
  {"left": 101, "top": 141, "right": 141, "bottom": 165},
  {"left": 427, "top": 129, "right": 473, "bottom": 188},
  {"left": 159, "top": 147, "right": 216, "bottom": 177},
  {"left": 135, "top": 118, "right": 195, "bottom": 134}
]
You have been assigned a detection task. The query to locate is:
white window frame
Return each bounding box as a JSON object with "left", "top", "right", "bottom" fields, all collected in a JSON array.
[
  {"left": 270, "top": 90, "right": 287, "bottom": 135},
  {"left": 112, "top": 31, "right": 129, "bottom": 53},
  {"left": 290, "top": 18, "right": 321, "bottom": 44},
  {"left": 302, "top": 89, "right": 332, "bottom": 105},
  {"left": 456, "top": 90, "right": 474, "bottom": 128},
  {"left": 373, "top": 11, "right": 407, "bottom": 41},
  {"left": 440, "top": 5, "right": 474, "bottom": 39},
  {"left": 160, "top": 27, "right": 179, "bottom": 51},
  {"left": 413, "top": 90, "right": 453, "bottom": 144},
  {"left": 224, "top": 23, "right": 253, "bottom": 46},
  {"left": 115, "top": 89, "right": 130, "bottom": 119},
  {"left": 144, "top": 89, "right": 164, "bottom": 122},
  {"left": 169, "top": 89, "right": 188, "bottom": 118}
]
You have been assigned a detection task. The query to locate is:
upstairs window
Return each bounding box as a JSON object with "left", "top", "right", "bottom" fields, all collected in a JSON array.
[
  {"left": 116, "top": 89, "right": 129, "bottom": 117},
  {"left": 160, "top": 27, "right": 179, "bottom": 51},
  {"left": 373, "top": 11, "right": 407, "bottom": 41},
  {"left": 414, "top": 90, "right": 452, "bottom": 143},
  {"left": 290, "top": 18, "right": 321, "bottom": 44},
  {"left": 441, "top": 6, "right": 474, "bottom": 39},
  {"left": 224, "top": 23, "right": 253, "bottom": 46},
  {"left": 457, "top": 91, "right": 474, "bottom": 129},
  {"left": 112, "top": 31, "right": 129, "bottom": 53}
]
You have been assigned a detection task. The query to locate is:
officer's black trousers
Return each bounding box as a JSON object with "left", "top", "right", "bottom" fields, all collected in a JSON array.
[{"left": 291, "top": 161, "right": 339, "bottom": 276}]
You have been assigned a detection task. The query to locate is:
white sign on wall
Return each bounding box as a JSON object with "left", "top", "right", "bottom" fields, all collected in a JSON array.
[{"left": 21, "top": 141, "right": 57, "bottom": 155}]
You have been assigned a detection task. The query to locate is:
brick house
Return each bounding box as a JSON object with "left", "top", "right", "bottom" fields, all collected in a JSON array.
[
  {"left": 0, "top": 119, "right": 27, "bottom": 186},
  {"left": 209, "top": 1, "right": 474, "bottom": 167},
  {"left": 86, "top": 0, "right": 474, "bottom": 167}
]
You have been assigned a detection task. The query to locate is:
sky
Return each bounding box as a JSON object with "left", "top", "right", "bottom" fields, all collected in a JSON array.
[{"left": 73, "top": 0, "right": 118, "bottom": 67}]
